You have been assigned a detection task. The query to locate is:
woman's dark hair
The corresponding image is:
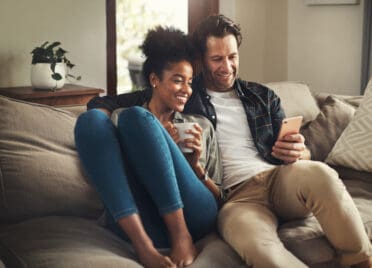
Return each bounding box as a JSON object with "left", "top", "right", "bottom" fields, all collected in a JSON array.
[
  {"left": 140, "top": 26, "right": 194, "bottom": 88},
  {"left": 192, "top": 14, "right": 242, "bottom": 57}
]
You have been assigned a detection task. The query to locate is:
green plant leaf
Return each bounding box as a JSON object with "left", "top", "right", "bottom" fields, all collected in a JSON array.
[
  {"left": 46, "top": 42, "right": 61, "bottom": 50},
  {"left": 51, "top": 73, "right": 63, "bottom": 81},
  {"left": 41, "top": 41, "right": 49, "bottom": 48},
  {"left": 51, "top": 62, "right": 56, "bottom": 73}
]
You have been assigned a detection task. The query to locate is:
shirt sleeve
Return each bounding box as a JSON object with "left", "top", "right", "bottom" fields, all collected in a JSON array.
[
  {"left": 202, "top": 118, "right": 223, "bottom": 186},
  {"left": 87, "top": 89, "right": 152, "bottom": 113},
  {"left": 270, "top": 90, "right": 286, "bottom": 141}
]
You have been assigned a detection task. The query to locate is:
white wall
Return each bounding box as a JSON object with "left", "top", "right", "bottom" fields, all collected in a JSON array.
[
  {"left": 287, "top": 0, "right": 364, "bottom": 95},
  {"left": 0, "top": 0, "right": 106, "bottom": 90},
  {"left": 220, "top": 0, "right": 364, "bottom": 95},
  {"left": 220, "top": 0, "right": 288, "bottom": 84}
]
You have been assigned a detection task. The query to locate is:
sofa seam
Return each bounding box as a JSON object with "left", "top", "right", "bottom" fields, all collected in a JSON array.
[{"left": 0, "top": 238, "right": 28, "bottom": 268}]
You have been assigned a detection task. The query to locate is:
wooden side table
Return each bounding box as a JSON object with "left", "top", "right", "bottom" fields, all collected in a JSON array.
[{"left": 0, "top": 84, "right": 105, "bottom": 106}]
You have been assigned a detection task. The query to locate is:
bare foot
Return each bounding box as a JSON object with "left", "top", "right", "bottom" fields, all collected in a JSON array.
[
  {"left": 351, "top": 257, "right": 372, "bottom": 268},
  {"left": 136, "top": 244, "right": 176, "bottom": 268},
  {"left": 170, "top": 234, "right": 198, "bottom": 267}
]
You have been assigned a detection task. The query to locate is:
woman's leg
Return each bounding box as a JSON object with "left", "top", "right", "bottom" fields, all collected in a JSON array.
[
  {"left": 74, "top": 109, "right": 175, "bottom": 268},
  {"left": 117, "top": 106, "right": 218, "bottom": 265}
]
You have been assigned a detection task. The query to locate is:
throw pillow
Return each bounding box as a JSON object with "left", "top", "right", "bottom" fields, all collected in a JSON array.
[
  {"left": 301, "top": 96, "right": 355, "bottom": 161},
  {"left": 0, "top": 96, "right": 102, "bottom": 222},
  {"left": 326, "top": 79, "right": 372, "bottom": 172}
]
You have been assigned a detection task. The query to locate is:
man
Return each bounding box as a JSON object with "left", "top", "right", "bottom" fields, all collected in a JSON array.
[{"left": 184, "top": 14, "right": 372, "bottom": 268}]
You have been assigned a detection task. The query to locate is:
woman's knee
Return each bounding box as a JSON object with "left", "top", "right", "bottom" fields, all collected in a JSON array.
[
  {"left": 117, "top": 106, "right": 153, "bottom": 128},
  {"left": 75, "top": 109, "right": 115, "bottom": 143}
]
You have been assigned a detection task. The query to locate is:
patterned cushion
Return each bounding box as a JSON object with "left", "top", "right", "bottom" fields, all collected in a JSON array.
[{"left": 326, "top": 80, "right": 372, "bottom": 172}]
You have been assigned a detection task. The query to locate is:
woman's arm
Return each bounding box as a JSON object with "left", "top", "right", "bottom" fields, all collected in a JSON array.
[{"left": 193, "top": 165, "right": 222, "bottom": 202}]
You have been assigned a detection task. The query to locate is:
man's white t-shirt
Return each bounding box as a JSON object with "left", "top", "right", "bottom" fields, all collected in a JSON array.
[{"left": 206, "top": 89, "right": 274, "bottom": 190}]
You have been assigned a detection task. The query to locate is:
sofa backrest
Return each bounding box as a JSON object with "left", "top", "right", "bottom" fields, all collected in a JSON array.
[
  {"left": 0, "top": 96, "right": 103, "bottom": 223},
  {"left": 264, "top": 81, "right": 320, "bottom": 125}
]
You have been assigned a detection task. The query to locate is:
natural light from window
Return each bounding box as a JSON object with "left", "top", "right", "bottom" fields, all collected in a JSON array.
[{"left": 116, "top": 0, "right": 188, "bottom": 94}]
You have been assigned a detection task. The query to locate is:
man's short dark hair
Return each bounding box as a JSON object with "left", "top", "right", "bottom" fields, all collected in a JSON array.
[{"left": 193, "top": 14, "right": 242, "bottom": 57}]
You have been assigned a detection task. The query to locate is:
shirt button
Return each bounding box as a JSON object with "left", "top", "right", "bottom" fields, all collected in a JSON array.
[
  {"left": 211, "top": 115, "right": 216, "bottom": 119},
  {"left": 205, "top": 95, "right": 210, "bottom": 99}
]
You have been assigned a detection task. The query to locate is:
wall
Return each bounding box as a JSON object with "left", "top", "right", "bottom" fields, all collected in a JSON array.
[
  {"left": 287, "top": 0, "right": 364, "bottom": 95},
  {"left": 220, "top": 0, "right": 364, "bottom": 95},
  {"left": 0, "top": 0, "right": 106, "bottom": 90},
  {"left": 220, "top": 0, "right": 288, "bottom": 84}
]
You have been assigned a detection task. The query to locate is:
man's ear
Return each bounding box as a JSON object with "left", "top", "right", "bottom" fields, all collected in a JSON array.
[{"left": 149, "top": 72, "right": 160, "bottom": 88}]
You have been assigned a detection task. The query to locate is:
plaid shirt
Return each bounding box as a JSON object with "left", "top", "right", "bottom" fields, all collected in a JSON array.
[{"left": 184, "top": 74, "right": 285, "bottom": 165}]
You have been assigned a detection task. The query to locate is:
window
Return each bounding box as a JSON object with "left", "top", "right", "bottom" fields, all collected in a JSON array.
[
  {"left": 116, "top": 0, "right": 188, "bottom": 94},
  {"left": 106, "top": 0, "right": 218, "bottom": 95}
]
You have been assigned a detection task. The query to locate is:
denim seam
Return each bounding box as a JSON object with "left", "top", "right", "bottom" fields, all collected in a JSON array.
[
  {"left": 113, "top": 208, "right": 138, "bottom": 220},
  {"left": 159, "top": 202, "right": 183, "bottom": 215}
]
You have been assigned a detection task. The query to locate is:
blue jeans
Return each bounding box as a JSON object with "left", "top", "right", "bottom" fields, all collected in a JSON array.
[{"left": 74, "top": 106, "right": 218, "bottom": 247}]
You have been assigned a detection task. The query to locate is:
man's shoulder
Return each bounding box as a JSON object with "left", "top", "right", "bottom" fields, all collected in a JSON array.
[
  {"left": 237, "top": 79, "right": 278, "bottom": 100},
  {"left": 238, "top": 79, "right": 274, "bottom": 94}
]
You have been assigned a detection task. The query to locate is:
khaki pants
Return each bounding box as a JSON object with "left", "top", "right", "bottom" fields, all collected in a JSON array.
[{"left": 218, "top": 160, "right": 372, "bottom": 268}]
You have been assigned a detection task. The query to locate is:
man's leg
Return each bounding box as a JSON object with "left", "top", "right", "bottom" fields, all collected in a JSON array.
[
  {"left": 271, "top": 160, "right": 372, "bottom": 266},
  {"left": 218, "top": 178, "right": 308, "bottom": 268}
]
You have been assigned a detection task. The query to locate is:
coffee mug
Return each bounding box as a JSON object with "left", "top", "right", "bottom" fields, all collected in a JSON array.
[{"left": 174, "top": 122, "right": 195, "bottom": 153}]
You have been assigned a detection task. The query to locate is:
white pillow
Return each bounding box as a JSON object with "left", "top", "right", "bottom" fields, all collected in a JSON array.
[{"left": 326, "top": 79, "right": 372, "bottom": 172}]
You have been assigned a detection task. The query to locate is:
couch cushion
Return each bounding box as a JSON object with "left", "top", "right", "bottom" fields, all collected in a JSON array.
[
  {"left": 301, "top": 96, "right": 356, "bottom": 161},
  {"left": 264, "top": 81, "right": 320, "bottom": 125},
  {"left": 326, "top": 80, "right": 372, "bottom": 173},
  {"left": 0, "top": 96, "right": 102, "bottom": 222},
  {"left": 0, "top": 216, "right": 141, "bottom": 268},
  {"left": 0, "top": 216, "right": 244, "bottom": 268}
]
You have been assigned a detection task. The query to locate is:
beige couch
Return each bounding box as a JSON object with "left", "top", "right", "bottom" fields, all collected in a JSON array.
[{"left": 0, "top": 81, "right": 371, "bottom": 268}]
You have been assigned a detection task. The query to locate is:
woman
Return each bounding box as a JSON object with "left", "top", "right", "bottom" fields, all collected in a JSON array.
[{"left": 74, "top": 26, "right": 222, "bottom": 268}]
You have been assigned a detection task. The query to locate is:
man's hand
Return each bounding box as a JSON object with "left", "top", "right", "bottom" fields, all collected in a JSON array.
[{"left": 271, "top": 133, "right": 309, "bottom": 164}]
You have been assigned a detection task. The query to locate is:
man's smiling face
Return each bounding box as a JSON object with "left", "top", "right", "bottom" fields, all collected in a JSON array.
[{"left": 202, "top": 34, "right": 239, "bottom": 92}]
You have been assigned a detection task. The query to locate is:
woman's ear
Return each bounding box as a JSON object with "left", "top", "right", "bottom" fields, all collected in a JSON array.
[{"left": 149, "top": 73, "right": 159, "bottom": 88}]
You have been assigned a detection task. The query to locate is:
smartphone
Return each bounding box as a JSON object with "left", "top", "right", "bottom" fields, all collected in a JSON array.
[{"left": 277, "top": 116, "right": 303, "bottom": 141}]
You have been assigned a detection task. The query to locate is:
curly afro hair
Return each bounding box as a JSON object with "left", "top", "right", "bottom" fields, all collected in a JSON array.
[{"left": 140, "top": 26, "right": 194, "bottom": 88}]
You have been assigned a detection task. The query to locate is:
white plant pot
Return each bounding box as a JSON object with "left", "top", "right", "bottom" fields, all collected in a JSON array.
[{"left": 31, "top": 63, "right": 66, "bottom": 90}]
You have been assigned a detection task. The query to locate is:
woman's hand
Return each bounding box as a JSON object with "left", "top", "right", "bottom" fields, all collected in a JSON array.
[
  {"left": 164, "top": 122, "right": 203, "bottom": 170},
  {"left": 163, "top": 122, "right": 181, "bottom": 144}
]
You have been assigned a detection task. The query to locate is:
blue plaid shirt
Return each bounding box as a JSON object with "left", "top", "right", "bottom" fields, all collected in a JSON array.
[{"left": 184, "top": 74, "right": 286, "bottom": 165}]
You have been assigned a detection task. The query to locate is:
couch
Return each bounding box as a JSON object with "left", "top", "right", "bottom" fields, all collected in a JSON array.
[{"left": 0, "top": 80, "right": 371, "bottom": 268}]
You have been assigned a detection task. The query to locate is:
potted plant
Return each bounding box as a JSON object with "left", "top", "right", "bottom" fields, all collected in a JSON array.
[{"left": 31, "top": 41, "right": 81, "bottom": 90}]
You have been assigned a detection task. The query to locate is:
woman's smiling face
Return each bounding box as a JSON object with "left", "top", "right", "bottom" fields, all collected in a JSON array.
[{"left": 151, "top": 60, "right": 193, "bottom": 113}]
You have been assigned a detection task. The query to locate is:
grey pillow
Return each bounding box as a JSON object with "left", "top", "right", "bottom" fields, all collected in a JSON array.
[
  {"left": 0, "top": 96, "right": 102, "bottom": 222},
  {"left": 300, "top": 96, "right": 355, "bottom": 161}
]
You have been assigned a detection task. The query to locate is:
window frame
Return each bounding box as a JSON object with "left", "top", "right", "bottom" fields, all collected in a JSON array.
[{"left": 105, "top": 0, "right": 218, "bottom": 95}]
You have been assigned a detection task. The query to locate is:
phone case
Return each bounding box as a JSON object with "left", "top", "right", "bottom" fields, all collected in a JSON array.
[{"left": 277, "top": 116, "right": 303, "bottom": 140}]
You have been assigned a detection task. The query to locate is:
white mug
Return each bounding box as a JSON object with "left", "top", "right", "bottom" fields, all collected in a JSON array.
[{"left": 174, "top": 122, "right": 195, "bottom": 153}]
